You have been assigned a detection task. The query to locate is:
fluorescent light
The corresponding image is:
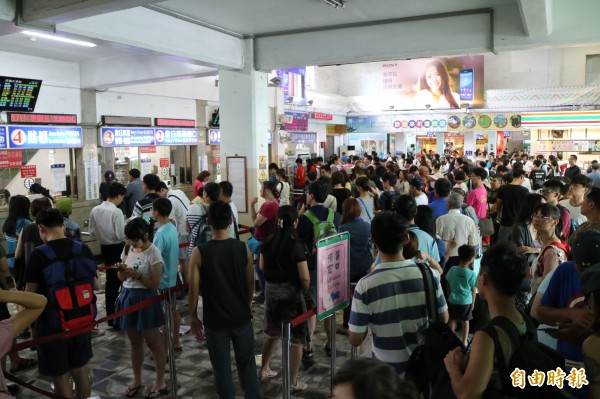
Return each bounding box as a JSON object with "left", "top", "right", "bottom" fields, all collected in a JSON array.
[
  {"left": 321, "top": 0, "right": 346, "bottom": 8},
  {"left": 21, "top": 30, "right": 96, "bottom": 48}
]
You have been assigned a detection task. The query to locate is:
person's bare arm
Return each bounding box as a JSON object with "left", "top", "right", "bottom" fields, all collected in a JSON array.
[
  {"left": 296, "top": 260, "right": 310, "bottom": 290},
  {"left": 14, "top": 230, "right": 24, "bottom": 260},
  {"left": 0, "top": 290, "right": 47, "bottom": 337}
]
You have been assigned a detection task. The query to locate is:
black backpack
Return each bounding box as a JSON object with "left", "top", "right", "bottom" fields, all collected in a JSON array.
[
  {"left": 481, "top": 316, "right": 569, "bottom": 399},
  {"left": 192, "top": 205, "right": 212, "bottom": 248},
  {"left": 379, "top": 190, "right": 397, "bottom": 211},
  {"left": 405, "top": 264, "right": 461, "bottom": 397}
]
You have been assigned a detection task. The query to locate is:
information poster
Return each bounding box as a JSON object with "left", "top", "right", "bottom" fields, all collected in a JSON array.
[
  {"left": 316, "top": 232, "right": 350, "bottom": 321},
  {"left": 226, "top": 156, "right": 247, "bottom": 213},
  {"left": 0, "top": 150, "right": 22, "bottom": 168},
  {"left": 20, "top": 165, "right": 36, "bottom": 178},
  {"left": 50, "top": 164, "right": 66, "bottom": 192},
  {"left": 140, "top": 158, "right": 153, "bottom": 176},
  {"left": 83, "top": 144, "right": 99, "bottom": 200}
]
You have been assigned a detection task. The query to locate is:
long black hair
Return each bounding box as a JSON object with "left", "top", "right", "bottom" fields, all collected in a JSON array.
[
  {"left": 263, "top": 205, "right": 299, "bottom": 268},
  {"left": 29, "top": 183, "right": 54, "bottom": 203},
  {"left": 2, "top": 195, "right": 31, "bottom": 237},
  {"left": 414, "top": 205, "right": 436, "bottom": 239},
  {"left": 124, "top": 217, "right": 155, "bottom": 255},
  {"left": 513, "top": 193, "right": 544, "bottom": 226}
]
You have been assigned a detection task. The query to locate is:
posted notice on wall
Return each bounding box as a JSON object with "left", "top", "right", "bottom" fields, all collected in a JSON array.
[
  {"left": 84, "top": 160, "right": 99, "bottom": 200},
  {"left": 316, "top": 232, "right": 350, "bottom": 321},
  {"left": 141, "top": 158, "right": 153, "bottom": 176},
  {"left": 50, "top": 164, "right": 66, "bottom": 192}
]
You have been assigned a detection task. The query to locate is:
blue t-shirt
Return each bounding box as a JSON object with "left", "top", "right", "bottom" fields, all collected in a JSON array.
[
  {"left": 445, "top": 266, "right": 477, "bottom": 305},
  {"left": 409, "top": 225, "right": 440, "bottom": 263},
  {"left": 429, "top": 198, "right": 448, "bottom": 220},
  {"left": 154, "top": 222, "right": 179, "bottom": 289},
  {"left": 540, "top": 261, "right": 584, "bottom": 361}
]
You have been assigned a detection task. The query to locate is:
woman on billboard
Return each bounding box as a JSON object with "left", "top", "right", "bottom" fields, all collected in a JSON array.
[{"left": 415, "top": 60, "right": 460, "bottom": 109}]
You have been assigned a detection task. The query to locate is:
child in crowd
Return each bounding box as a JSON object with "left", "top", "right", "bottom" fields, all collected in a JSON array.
[{"left": 445, "top": 245, "right": 477, "bottom": 347}]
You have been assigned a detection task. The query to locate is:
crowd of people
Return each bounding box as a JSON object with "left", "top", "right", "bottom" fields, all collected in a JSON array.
[{"left": 0, "top": 147, "right": 598, "bottom": 398}]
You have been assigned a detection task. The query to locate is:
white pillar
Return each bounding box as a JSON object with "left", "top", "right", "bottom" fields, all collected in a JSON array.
[
  {"left": 394, "top": 132, "right": 406, "bottom": 155},
  {"left": 436, "top": 132, "right": 445, "bottom": 156},
  {"left": 464, "top": 131, "right": 476, "bottom": 158},
  {"left": 219, "top": 39, "right": 269, "bottom": 225}
]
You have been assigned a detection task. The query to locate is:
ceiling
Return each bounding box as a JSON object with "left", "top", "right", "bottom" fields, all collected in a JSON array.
[
  {"left": 0, "top": 0, "right": 597, "bottom": 88},
  {"left": 153, "top": 0, "right": 515, "bottom": 36}
]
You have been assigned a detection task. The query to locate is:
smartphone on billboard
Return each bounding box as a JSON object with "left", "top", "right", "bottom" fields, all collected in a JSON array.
[{"left": 460, "top": 68, "right": 474, "bottom": 101}]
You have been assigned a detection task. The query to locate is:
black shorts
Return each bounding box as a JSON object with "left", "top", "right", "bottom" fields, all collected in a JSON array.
[
  {"left": 448, "top": 303, "right": 473, "bottom": 321},
  {"left": 37, "top": 331, "right": 93, "bottom": 376},
  {"left": 0, "top": 302, "right": 10, "bottom": 321}
]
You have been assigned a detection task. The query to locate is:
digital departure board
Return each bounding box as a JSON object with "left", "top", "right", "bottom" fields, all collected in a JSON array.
[
  {"left": 0, "top": 76, "right": 42, "bottom": 112},
  {"left": 154, "top": 118, "right": 196, "bottom": 127},
  {"left": 8, "top": 112, "right": 76, "bottom": 125}
]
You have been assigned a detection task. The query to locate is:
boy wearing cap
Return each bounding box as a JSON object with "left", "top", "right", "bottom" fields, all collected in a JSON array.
[
  {"left": 55, "top": 198, "right": 81, "bottom": 242},
  {"left": 99, "top": 170, "right": 115, "bottom": 202}
]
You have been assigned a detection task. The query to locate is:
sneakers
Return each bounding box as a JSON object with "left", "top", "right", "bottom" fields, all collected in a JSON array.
[{"left": 91, "top": 328, "right": 105, "bottom": 339}]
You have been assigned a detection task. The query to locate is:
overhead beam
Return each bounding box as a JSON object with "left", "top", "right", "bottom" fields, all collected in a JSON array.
[
  {"left": 80, "top": 54, "right": 216, "bottom": 89},
  {"left": 254, "top": 11, "right": 493, "bottom": 71},
  {"left": 59, "top": 7, "right": 244, "bottom": 70},
  {"left": 517, "top": 0, "right": 553, "bottom": 37},
  {"left": 20, "top": 0, "right": 157, "bottom": 25}
]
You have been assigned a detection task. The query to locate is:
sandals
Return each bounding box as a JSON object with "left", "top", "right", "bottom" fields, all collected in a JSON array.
[
  {"left": 9, "top": 357, "right": 36, "bottom": 373},
  {"left": 292, "top": 380, "right": 308, "bottom": 391},
  {"left": 258, "top": 369, "right": 278, "bottom": 381},
  {"left": 124, "top": 385, "right": 144, "bottom": 398},
  {"left": 146, "top": 387, "right": 168, "bottom": 398}
]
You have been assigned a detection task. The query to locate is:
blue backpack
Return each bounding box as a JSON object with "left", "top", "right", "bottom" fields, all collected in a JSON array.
[{"left": 39, "top": 241, "right": 97, "bottom": 332}]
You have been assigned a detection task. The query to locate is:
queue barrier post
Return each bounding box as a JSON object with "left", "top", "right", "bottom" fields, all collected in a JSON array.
[
  {"left": 329, "top": 314, "right": 337, "bottom": 394},
  {"left": 281, "top": 321, "right": 292, "bottom": 399},
  {"left": 164, "top": 288, "right": 179, "bottom": 399}
]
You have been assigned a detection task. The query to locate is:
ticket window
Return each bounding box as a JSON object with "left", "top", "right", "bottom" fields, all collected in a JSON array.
[{"left": 98, "top": 146, "right": 193, "bottom": 186}]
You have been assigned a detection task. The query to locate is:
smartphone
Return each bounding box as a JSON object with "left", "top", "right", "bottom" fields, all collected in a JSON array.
[
  {"left": 459, "top": 68, "right": 474, "bottom": 101},
  {"left": 537, "top": 326, "right": 560, "bottom": 332}
]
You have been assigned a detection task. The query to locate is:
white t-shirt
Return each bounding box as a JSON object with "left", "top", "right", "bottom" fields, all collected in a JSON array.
[
  {"left": 415, "top": 193, "right": 429, "bottom": 206},
  {"left": 454, "top": 182, "right": 469, "bottom": 194},
  {"left": 559, "top": 199, "right": 588, "bottom": 228},
  {"left": 167, "top": 189, "right": 190, "bottom": 235},
  {"left": 121, "top": 244, "right": 163, "bottom": 289},
  {"left": 521, "top": 177, "right": 533, "bottom": 192},
  {"left": 277, "top": 181, "right": 290, "bottom": 206}
]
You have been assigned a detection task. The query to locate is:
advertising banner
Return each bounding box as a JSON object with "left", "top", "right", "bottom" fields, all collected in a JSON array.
[
  {"left": 446, "top": 113, "right": 522, "bottom": 131},
  {"left": 347, "top": 114, "right": 447, "bottom": 133},
  {"left": 277, "top": 67, "right": 306, "bottom": 105},
  {"left": 380, "top": 55, "right": 484, "bottom": 109},
  {"left": 316, "top": 232, "right": 350, "bottom": 321},
  {"left": 0, "top": 150, "right": 22, "bottom": 168},
  {"left": 8, "top": 125, "right": 82, "bottom": 149}
]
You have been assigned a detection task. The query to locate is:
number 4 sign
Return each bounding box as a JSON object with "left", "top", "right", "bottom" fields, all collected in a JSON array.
[{"left": 11, "top": 129, "right": 26, "bottom": 146}]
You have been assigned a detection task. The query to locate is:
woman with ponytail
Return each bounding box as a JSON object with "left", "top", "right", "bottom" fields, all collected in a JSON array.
[
  {"left": 258, "top": 205, "right": 310, "bottom": 390},
  {"left": 27, "top": 183, "right": 54, "bottom": 204}
]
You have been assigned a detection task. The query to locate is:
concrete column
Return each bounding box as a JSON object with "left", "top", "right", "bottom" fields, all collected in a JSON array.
[
  {"left": 436, "top": 132, "right": 445, "bottom": 156},
  {"left": 191, "top": 99, "right": 208, "bottom": 184},
  {"left": 270, "top": 87, "right": 286, "bottom": 168},
  {"left": 394, "top": 132, "right": 406, "bottom": 156},
  {"left": 464, "top": 131, "right": 476, "bottom": 158},
  {"left": 219, "top": 39, "right": 269, "bottom": 224},
  {"left": 77, "top": 89, "right": 98, "bottom": 200}
]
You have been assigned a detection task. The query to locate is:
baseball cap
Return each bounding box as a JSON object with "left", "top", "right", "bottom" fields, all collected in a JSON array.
[
  {"left": 104, "top": 170, "right": 115, "bottom": 180},
  {"left": 409, "top": 176, "right": 425, "bottom": 190},
  {"left": 570, "top": 229, "right": 600, "bottom": 269},
  {"left": 55, "top": 198, "right": 72, "bottom": 216},
  {"left": 581, "top": 264, "right": 600, "bottom": 294}
]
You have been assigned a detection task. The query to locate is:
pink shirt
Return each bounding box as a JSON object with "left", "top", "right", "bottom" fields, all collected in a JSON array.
[
  {"left": 0, "top": 320, "right": 15, "bottom": 398},
  {"left": 466, "top": 185, "right": 488, "bottom": 219}
]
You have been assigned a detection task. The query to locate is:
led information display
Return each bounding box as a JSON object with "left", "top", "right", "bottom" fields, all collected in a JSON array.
[{"left": 0, "top": 76, "right": 42, "bottom": 112}]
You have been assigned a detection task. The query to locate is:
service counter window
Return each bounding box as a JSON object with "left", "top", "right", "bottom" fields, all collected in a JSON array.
[
  {"left": 0, "top": 124, "right": 81, "bottom": 203},
  {"left": 98, "top": 126, "right": 197, "bottom": 187}
]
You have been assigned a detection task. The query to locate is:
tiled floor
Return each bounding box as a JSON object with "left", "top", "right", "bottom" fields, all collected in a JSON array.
[{"left": 9, "top": 283, "right": 352, "bottom": 399}]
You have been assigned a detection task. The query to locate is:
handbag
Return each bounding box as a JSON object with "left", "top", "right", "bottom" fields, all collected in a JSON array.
[
  {"left": 479, "top": 203, "right": 495, "bottom": 236},
  {"left": 405, "top": 264, "right": 462, "bottom": 397}
]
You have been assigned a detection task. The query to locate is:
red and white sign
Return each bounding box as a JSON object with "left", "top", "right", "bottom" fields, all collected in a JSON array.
[
  {"left": 310, "top": 112, "right": 333, "bottom": 121},
  {"left": 0, "top": 150, "right": 22, "bottom": 168},
  {"left": 102, "top": 130, "right": 115, "bottom": 145},
  {"left": 21, "top": 165, "right": 37, "bottom": 178},
  {"left": 140, "top": 146, "right": 156, "bottom": 154},
  {"left": 155, "top": 129, "right": 165, "bottom": 143},
  {"left": 159, "top": 158, "right": 170, "bottom": 168},
  {"left": 10, "top": 129, "right": 26, "bottom": 146},
  {"left": 214, "top": 155, "right": 221, "bottom": 164}
]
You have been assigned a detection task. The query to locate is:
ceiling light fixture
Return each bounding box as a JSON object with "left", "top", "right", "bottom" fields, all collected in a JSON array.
[
  {"left": 321, "top": 0, "right": 346, "bottom": 9},
  {"left": 21, "top": 30, "right": 96, "bottom": 48}
]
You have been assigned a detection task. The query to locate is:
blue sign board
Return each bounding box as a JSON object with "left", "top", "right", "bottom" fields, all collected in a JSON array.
[
  {"left": 100, "top": 127, "right": 155, "bottom": 147},
  {"left": 208, "top": 129, "right": 220, "bottom": 145},
  {"left": 0, "top": 127, "right": 7, "bottom": 149},
  {"left": 155, "top": 128, "right": 198, "bottom": 146},
  {"left": 8, "top": 125, "right": 82, "bottom": 149}
]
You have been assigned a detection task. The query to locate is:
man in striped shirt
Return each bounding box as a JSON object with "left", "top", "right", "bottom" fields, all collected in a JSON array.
[{"left": 349, "top": 211, "right": 448, "bottom": 375}]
